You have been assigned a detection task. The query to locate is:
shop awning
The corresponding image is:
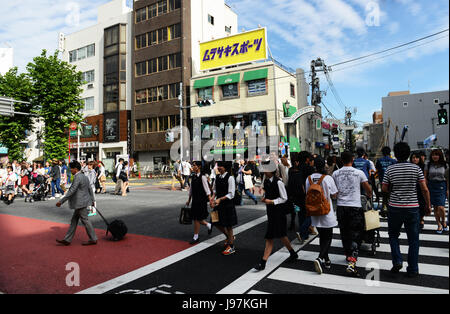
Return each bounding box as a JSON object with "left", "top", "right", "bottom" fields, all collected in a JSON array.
[
  {"left": 193, "top": 77, "right": 215, "bottom": 89},
  {"left": 243, "top": 68, "right": 268, "bottom": 81},
  {"left": 217, "top": 73, "right": 240, "bottom": 85}
]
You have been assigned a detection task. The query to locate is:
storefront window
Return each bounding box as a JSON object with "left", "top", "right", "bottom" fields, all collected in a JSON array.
[{"left": 222, "top": 83, "right": 239, "bottom": 98}]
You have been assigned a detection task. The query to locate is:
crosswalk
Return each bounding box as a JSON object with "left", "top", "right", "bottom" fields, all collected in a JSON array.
[{"left": 245, "top": 206, "right": 449, "bottom": 294}]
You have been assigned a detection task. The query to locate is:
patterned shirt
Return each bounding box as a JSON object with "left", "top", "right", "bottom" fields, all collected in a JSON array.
[{"left": 382, "top": 162, "right": 425, "bottom": 208}]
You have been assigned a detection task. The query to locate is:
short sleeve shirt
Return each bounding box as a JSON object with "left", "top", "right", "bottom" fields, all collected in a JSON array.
[
  {"left": 332, "top": 167, "right": 368, "bottom": 208},
  {"left": 306, "top": 174, "right": 338, "bottom": 228}
]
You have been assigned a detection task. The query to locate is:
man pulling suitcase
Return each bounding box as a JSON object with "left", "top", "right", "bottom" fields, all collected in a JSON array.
[{"left": 56, "top": 160, "right": 98, "bottom": 246}]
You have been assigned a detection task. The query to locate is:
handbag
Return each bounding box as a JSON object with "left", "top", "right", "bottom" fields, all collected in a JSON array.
[
  {"left": 243, "top": 174, "right": 254, "bottom": 190},
  {"left": 179, "top": 207, "right": 192, "bottom": 225},
  {"left": 210, "top": 210, "right": 219, "bottom": 223},
  {"left": 364, "top": 209, "right": 380, "bottom": 231}
]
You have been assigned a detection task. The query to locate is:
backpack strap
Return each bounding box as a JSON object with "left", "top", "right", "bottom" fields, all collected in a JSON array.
[
  {"left": 308, "top": 176, "right": 313, "bottom": 186},
  {"left": 317, "top": 174, "right": 326, "bottom": 185}
]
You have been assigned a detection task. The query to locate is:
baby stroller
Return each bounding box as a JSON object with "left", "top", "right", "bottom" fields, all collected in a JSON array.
[
  {"left": 26, "top": 175, "right": 49, "bottom": 202},
  {"left": 360, "top": 195, "right": 381, "bottom": 256}
]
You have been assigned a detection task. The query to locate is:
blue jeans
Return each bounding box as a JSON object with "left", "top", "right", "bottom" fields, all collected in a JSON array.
[
  {"left": 51, "top": 178, "right": 64, "bottom": 197},
  {"left": 238, "top": 183, "right": 257, "bottom": 205},
  {"left": 388, "top": 206, "right": 420, "bottom": 274},
  {"left": 297, "top": 206, "right": 311, "bottom": 240}
]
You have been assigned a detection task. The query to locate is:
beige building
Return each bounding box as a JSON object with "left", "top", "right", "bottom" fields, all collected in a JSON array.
[{"left": 190, "top": 61, "right": 300, "bottom": 158}]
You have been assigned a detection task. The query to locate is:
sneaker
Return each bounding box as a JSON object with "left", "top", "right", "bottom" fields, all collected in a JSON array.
[
  {"left": 286, "top": 251, "right": 298, "bottom": 263},
  {"left": 253, "top": 261, "right": 266, "bottom": 271},
  {"left": 314, "top": 258, "right": 323, "bottom": 274},
  {"left": 443, "top": 225, "right": 449, "bottom": 232},
  {"left": 49, "top": 197, "right": 55, "bottom": 200},
  {"left": 296, "top": 232, "right": 305, "bottom": 245},
  {"left": 222, "top": 245, "right": 235, "bottom": 256},
  {"left": 189, "top": 238, "right": 199, "bottom": 245},
  {"left": 390, "top": 264, "right": 403, "bottom": 274},
  {"left": 324, "top": 260, "right": 331, "bottom": 270}
]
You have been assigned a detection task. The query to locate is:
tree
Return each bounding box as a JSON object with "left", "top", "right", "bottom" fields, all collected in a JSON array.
[
  {"left": 0, "top": 67, "right": 34, "bottom": 161},
  {"left": 27, "top": 50, "right": 84, "bottom": 160}
]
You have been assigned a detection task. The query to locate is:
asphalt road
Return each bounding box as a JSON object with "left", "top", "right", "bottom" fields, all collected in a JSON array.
[{"left": 0, "top": 179, "right": 448, "bottom": 295}]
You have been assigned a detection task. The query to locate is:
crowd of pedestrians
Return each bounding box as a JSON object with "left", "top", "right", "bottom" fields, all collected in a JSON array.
[{"left": 179, "top": 143, "right": 448, "bottom": 278}]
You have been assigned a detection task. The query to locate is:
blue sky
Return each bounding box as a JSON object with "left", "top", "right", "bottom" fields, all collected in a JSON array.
[{"left": 0, "top": 0, "right": 448, "bottom": 126}]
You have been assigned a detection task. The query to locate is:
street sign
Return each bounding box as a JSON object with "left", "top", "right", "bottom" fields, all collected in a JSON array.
[
  {"left": 70, "top": 130, "right": 77, "bottom": 137},
  {"left": 70, "top": 122, "right": 77, "bottom": 130}
]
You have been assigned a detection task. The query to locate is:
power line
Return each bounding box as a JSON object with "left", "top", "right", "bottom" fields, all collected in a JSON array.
[
  {"left": 329, "top": 28, "right": 449, "bottom": 68},
  {"left": 264, "top": 28, "right": 449, "bottom": 82}
]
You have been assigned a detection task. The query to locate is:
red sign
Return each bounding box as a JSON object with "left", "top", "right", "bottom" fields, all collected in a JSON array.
[{"left": 70, "top": 122, "right": 77, "bottom": 130}]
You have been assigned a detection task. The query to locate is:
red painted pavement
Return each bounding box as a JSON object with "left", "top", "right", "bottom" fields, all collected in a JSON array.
[{"left": 0, "top": 214, "right": 190, "bottom": 294}]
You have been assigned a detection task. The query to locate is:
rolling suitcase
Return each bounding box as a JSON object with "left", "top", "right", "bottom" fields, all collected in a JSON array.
[{"left": 96, "top": 208, "right": 128, "bottom": 241}]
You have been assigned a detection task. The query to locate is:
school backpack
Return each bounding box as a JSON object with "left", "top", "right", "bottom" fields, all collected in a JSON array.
[{"left": 305, "top": 175, "right": 330, "bottom": 217}]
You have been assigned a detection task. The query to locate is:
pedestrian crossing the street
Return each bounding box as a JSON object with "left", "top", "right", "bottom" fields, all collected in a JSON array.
[{"left": 241, "top": 206, "right": 449, "bottom": 294}]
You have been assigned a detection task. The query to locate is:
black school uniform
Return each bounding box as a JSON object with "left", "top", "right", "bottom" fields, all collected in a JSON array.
[
  {"left": 263, "top": 176, "right": 288, "bottom": 239},
  {"left": 190, "top": 173, "right": 210, "bottom": 221},
  {"left": 214, "top": 172, "right": 238, "bottom": 228}
]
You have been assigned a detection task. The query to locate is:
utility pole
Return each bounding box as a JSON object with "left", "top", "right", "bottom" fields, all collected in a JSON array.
[
  {"left": 309, "top": 58, "right": 326, "bottom": 153},
  {"left": 345, "top": 109, "right": 353, "bottom": 152}
]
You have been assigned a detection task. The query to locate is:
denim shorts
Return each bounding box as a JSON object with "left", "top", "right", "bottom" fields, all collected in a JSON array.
[{"left": 428, "top": 180, "right": 447, "bottom": 207}]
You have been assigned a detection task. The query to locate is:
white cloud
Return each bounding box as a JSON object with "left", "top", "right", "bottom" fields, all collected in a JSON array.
[{"left": 0, "top": 0, "right": 108, "bottom": 72}]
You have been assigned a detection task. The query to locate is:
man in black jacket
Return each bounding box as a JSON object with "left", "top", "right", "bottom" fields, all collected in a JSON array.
[{"left": 287, "top": 152, "right": 315, "bottom": 243}]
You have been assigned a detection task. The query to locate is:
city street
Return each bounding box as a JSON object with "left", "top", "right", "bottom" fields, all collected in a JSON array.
[{"left": 0, "top": 179, "right": 448, "bottom": 295}]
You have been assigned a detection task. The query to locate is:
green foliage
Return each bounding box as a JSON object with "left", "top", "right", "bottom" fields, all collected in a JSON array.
[
  {"left": 27, "top": 50, "right": 84, "bottom": 160},
  {"left": 0, "top": 67, "right": 34, "bottom": 161}
]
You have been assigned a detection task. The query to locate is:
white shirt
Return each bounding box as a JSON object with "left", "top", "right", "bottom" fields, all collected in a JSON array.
[
  {"left": 213, "top": 172, "right": 235, "bottom": 200},
  {"left": 332, "top": 166, "right": 368, "bottom": 208},
  {"left": 306, "top": 173, "right": 338, "bottom": 228},
  {"left": 115, "top": 163, "right": 123, "bottom": 178},
  {"left": 181, "top": 161, "right": 191, "bottom": 176}
]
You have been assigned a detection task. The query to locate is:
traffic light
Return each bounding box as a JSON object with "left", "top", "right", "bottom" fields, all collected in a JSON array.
[
  {"left": 438, "top": 109, "right": 448, "bottom": 125},
  {"left": 197, "top": 99, "right": 214, "bottom": 107}
]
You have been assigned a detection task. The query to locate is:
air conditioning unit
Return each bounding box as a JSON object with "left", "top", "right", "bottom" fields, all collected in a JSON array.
[{"left": 87, "top": 84, "right": 94, "bottom": 89}]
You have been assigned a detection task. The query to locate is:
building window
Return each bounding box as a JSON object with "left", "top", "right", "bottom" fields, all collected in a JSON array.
[
  {"left": 403, "top": 101, "right": 408, "bottom": 108},
  {"left": 222, "top": 83, "right": 238, "bottom": 99},
  {"left": 208, "top": 14, "right": 214, "bottom": 25},
  {"left": 149, "top": 30, "right": 157, "bottom": 45},
  {"left": 69, "top": 44, "right": 95, "bottom": 62},
  {"left": 136, "top": 34, "right": 147, "bottom": 49},
  {"left": 149, "top": 87, "right": 158, "bottom": 102},
  {"left": 136, "top": 119, "right": 148, "bottom": 134},
  {"left": 198, "top": 87, "right": 213, "bottom": 101},
  {"left": 158, "top": 28, "right": 168, "bottom": 43},
  {"left": 169, "top": 53, "right": 181, "bottom": 69},
  {"left": 169, "top": 83, "right": 181, "bottom": 99},
  {"left": 136, "top": 89, "right": 147, "bottom": 104},
  {"left": 136, "top": 7, "right": 147, "bottom": 23},
  {"left": 136, "top": 61, "right": 147, "bottom": 76},
  {"left": 225, "top": 26, "right": 232, "bottom": 34},
  {"left": 149, "top": 3, "right": 157, "bottom": 18},
  {"left": 158, "top": 0, "right": 167, "bottom": 15},
  {"left": 290, "top": 83, "right": 295, "bottom": 98},
  {"left": 148, "top": 117, "right": 157, "bottom": 132},
  {"left": 169, "top": 0, "right": 181, "bottom": 11},
  {"left": 83, "top": 97, "right": 94, "bottom": 111},
  {"left": 158, "top": 56, "right": 168, "bottom": 72},
  {"left": 248, "top": 79, "right": 266, "bottom": 96},
  {"left": 82, "top": 70, "right": 95, "bottom": 84},
  {"left": 158, "top": 85, "right": 169, "bottom": 101},
  {"left": 149, "top": 58, "right": 157, "bottom": 74}
]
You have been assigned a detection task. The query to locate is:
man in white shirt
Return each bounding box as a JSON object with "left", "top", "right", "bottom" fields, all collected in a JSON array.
[
  {"left": 181, "top": 160, "right": 192, "bottom": 191},
  {"left": 332, "top": 151, "right": 372, "bottom": 277},
  {"left": 114, "top": 158, "right": 124, "bottom": 195}
]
